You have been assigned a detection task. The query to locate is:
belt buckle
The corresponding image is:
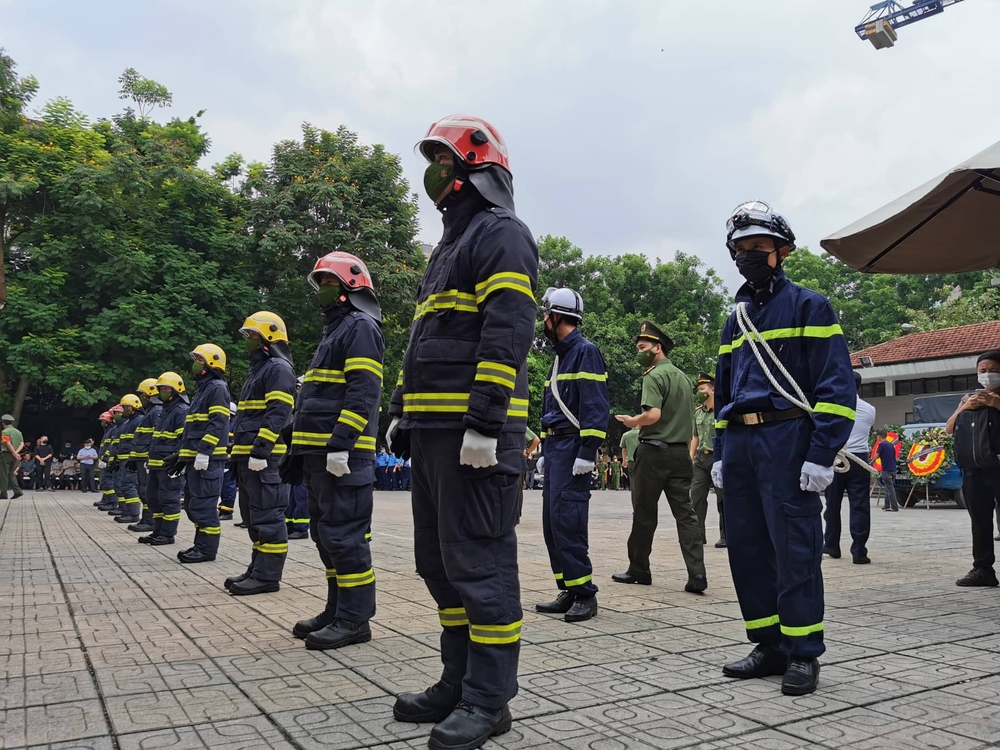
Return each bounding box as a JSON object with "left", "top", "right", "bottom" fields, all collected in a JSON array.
[{"left": 743, "top": 412, "right": 761, "bottom": 426}]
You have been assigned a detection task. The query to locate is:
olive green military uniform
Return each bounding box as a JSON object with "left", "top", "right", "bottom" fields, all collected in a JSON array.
[
  {"left": 620, "top": 428, "right": 639, "bottom": 491},
  {"left": 609, "top": 458, "right": 622, "bottom": 490},
  {"left": 1, "top": 421, "right": 25, "bottom": 498},
  {"left": 625, "top": 323, "right": 706, "bottom": 585},
  {"left": 597, "top": 455, "right": 609, "bottom": 490},
  {"left": 691, "top": 403, "right": 724, "bottom": 544}
]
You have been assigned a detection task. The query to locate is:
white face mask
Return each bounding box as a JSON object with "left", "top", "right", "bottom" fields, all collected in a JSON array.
[{"left": 978, "top": 373, "right": 1000, "bottom": 391}]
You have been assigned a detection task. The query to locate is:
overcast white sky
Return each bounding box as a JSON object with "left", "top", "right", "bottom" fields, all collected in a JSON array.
[{"left": 5, "top": 0, "right": 999, "bottom": 292}]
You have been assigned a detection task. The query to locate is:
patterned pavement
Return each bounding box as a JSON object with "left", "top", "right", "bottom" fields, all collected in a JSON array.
[{"left": 2, "top": 487, "right": 999, "bottom": 749}]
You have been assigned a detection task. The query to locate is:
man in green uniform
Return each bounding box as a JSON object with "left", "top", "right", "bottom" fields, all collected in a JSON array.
[
  {"left": 1, "top": 414, "right": 25, "bottom": 499},
  {"left": 613, "top": 321, "right": 707, "bottom": 593},
  {"left": 620, "top": 428, "right": 639, "bottom": 491},
  {"left": 597, "top": 453, "right": 609, "bottom": 490},
  {"left": 690, "top": 371, "right": 725, "bottom": 548},
  {"left": 610, "top": 455, "right": 622, "bottom": 491}
]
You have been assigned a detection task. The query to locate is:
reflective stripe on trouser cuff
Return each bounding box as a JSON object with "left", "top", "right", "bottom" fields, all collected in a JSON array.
[
  {"left": 197, "top": 526, "right": 222, "bottom": 535},
  {"left": 219, "top": 505, "right": 234, "bottom": 512},
  {"left": 141, "top": 504, "right": 148, "bottom": 510},
  {"left": 563, "top": 573, "right": 592, "bottom": 587},
  {"left": 162, "top": 513, "right": 181, "bottom": 521},
  {"left": 337, "top": 568, "right": 375, "bottom": 588},
  {"left": 257, "top": 543, "right": 288, "bottom": 554},
  {"left": 439, "top": 607, "right": 469, "bottom": 628},
  {"left": 745, "top": 615, "right": 780, "bottom": 630},
  {"left": 469, "top": 620, "right": 522, "bottom": 645},
  {"left": 153, "top": 513, "right": 164, "bottom": 519},
  {"left": 325, "top": 568, "right": 337, "bottom": 579},
  {"left": 781, "top": 622, "right": 823, "bottom": 637},
  {"left": 365, "top": 532, "right": 372, "bottom": 540},
  {"left": 126, "top": 498, "right": 141, "bottom": 505},
  {"left": 286, "top": 518, "right": 310, "bottom": 524}
]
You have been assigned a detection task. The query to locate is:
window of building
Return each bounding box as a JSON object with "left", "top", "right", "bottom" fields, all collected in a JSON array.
[
  {"left": 894, "top": 375, "right": 974, "bottom": 397},
  {"left": 860, "top": 382, "right": 887, "bottom": 399},
  {"left": 897, "top": 380, "right": 911, "bottom": 396}
]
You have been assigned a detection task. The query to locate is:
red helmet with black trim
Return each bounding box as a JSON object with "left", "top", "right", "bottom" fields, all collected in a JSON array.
[
  {"left": 99, "top": 411, "right": 112, "bottom": 423},
  {"left": 307, "top": 252, "right": 381, "bottom": 323}
]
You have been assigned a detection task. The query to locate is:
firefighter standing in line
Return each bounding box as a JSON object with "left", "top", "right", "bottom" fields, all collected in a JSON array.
[
  {"left": 114, "top": 394, "right": 146, "bottom": 524},
  {"left": 614, "top": 321, "right": 707, "bottom": 593},
  {"left": 713, "top": 201, "right": 855, "bottom": 696},
  {"left": 690, "top": 371, "right": 725, "bottom": 547},
  {"left": 224, "top": 311, "right": 296, "bottom": 596},
  {"left": 534, "top": 287, "right": 610, "bottom": 624},
  {"left": 96, "top": 412, "right": 118, "bottom": 510},
  {"left": 219, "top": 403, "right": 238, "bottom": 521},
  {"left": 140, "top": 372, "right": 189, "bottom": 546},
  {"left": 127, "top": 379, "right": 162, "bottom": 533},
  {"left": 286, "top": 375, "right": 311, "bottom": 540},
  {"left": 387, "top": 115, "right": 537, "bottom": 749},
  {"left": 173, "top": 344, "right": 231, "bottom": 563},
  {"left": 105, "top": 405, "right": 126, "bottom": 516},
  {"left": 282, "top": 252, "right": 383, "bottom": 649}
]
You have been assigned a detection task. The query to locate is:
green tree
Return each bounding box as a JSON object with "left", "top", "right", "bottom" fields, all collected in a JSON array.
[{"left": 117, "top": 67, "right": 173, "bottom": 120}]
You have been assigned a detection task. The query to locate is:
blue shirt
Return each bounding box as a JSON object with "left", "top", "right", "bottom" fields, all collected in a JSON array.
[
  {"left": 877, "top": 440, "right": 897, "bottom": 473},
  {"left": 77, "top": 447, "right": 98, "bottom": 465},
  {"left": 376, "top": 452, "right": 390, "bottom": 468}
]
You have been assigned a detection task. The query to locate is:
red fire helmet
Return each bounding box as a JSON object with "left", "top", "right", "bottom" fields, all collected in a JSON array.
[
  {"left": 416, "top": 114, "right": 511, "bottom": 173},
  {"left": 307, "top": 252, "right": 374, "bottom": 292}
]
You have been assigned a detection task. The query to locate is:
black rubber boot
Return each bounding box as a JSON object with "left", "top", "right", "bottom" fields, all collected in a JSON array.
[
  {"left": 428, "top": 702, "right": 512, "bottom": 750},
  {"left": 147, "top": 535, "right": 175, "bottom": 546},
  {"left": 229, "top": 578, "right": 280, "bottom": 596},
  {"left": 128, "top": 522, "right": 154, "bottom": 532},
  {"left": 115, "top": 514, "right": 141, "bottom": 524},
  {"left": 304, "top": 620, "right": 371, "bottom": 650},
  {"left": 722, "top": 645, "right": 788, "bottom": 679},
  {"left": 177, "top": 548, "right": 216, "bottom": 563},
  {"left": 292, "top": 579, "right": 338, "bottom": 639},
  {"left": 393, "top": 681, "right": 463, "bottom": 724},
  {"left": 219, "top": 512, "right": 234, "bottom": 521},
  {"left": 287, "top": 529, "right": 309, "bottom": 540},
  {"left": 535, "top": 591, "right": 574, "bottom": 614}
]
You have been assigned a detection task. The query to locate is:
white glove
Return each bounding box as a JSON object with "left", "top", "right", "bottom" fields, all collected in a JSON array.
[
  {"left": 193, "top": 453, "right": 210, "bottom": 471},
  {"left": 572, "top": 458, "right": 595, "bottom": 476},
  {"left": 536, "top": 456, "right": 545, "bottom": 473},
  {"left": 459, "top": 429, "right": 498, "bottom": 468},
  {"left": 326, "top": 451, "right": 351, "bottom": 477},
  {"left": 800, "top": 461, "right": 835, "bottom": 493},
  {"left": 386, "top": 417, "right": 401, "bottom": 454},
  {"left": 98, "top": 460, "right": 107, "bottom": 470},
  {"left": 248, "top": 457, "right": 267, "bottom": 472},
  {"left": 711, "top": 461, "right": 723, "bottom": 489}
]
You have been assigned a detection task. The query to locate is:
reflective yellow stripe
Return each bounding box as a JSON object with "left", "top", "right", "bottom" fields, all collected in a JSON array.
[
  {"left": 325, "top": 568, "right": 337, "bottom": 579},
  {"left": 468, "top": 620, "right": 522, "bottom": 645},
  {"left": 555, "top": 371, "right": 607, "bottom": 382},
  {"left": 715, "top": 420, "right": 728, "bottom": 430},
  {"left": 344, "top": 358, "right": 383, "bottom": 379},
  {"left": 153, "top": 513, "right": 164, "bottom": 519},
  {"left": 219, "top": 505, "right": 233, "bottom": 512},
  {"left": 162, "top": 513, "right": 181, "bottom": 521},
  {"left": 185, "top": 414, "right": 209, "bottom": 422},
  {"left": 202, "top": 434, "right": 220, "bottom": 446},
  {"left": 287, "top": 518, "right": 310, "bottom": 524},
  {"left": 475, "top": 272, "right": 533, "bottom": 304},
  {"left": 395, "top": 371, "right": 404, "bottom": 388},
  {"left": 265, "top": 391, "right": 294, "bottom": 406},
  {"left": 553, "top": 572, "right": 564, "bottom": 581},
  {"left": 355, "top": 436, "right": 376, "bottom": 451},
  {"left": 814, "top": 402, "right": 856, "bottom": 420},
  {"left": 746, "top": 615, "right": 780, "bottom": 630},
  {"left": 508, "top": 397, "right": 529, "bottom": 419},
  {"left": 413, "top": 289, "right": 479, "bottom": 321},
  {"left": 781, "top": 622, "right": 824, "bottom": 637},
  {"left": 257, "top": 543, "right": 288, "bottom": 554},
  {"left": 258, "top": 428, "right": 279, "bottom": 443},
  {"left": 238, "top": 400, "right": 266, "bottom": 410},
  {"left": 338, "top": 409, "right": 368, "bottom": 431},
  {"left": 230, "top": 445, "right": 253, "bottom": 456},
  {"left": 475, "top": 362, "right": 517, "bottom": 390},
  {"left": 364, "top": 531, "right": 372, "bottom": 540},
  {"left": 336, "top": 568, "right": 375, "bottom": 588},
  {"left": 719, "top": 324, "right": 845, "bottom": 355},
  {"left": 131, "top": 452, "right": 149, "bottom": 458},
  {"left": 439, "top": 607, "right": 469, "bottom": 628},
  {"left": 579, "top": 429, "right": 606, "bottom": 439},
  {"left": 402, "top": 393, "right": 527, "bottom": 420},
  {"left": 208, "top": 405, "right": 231, "bottom": 416},
  {"left": 148, "top": 459, "right": 165, "bottom": 467},
  {"left": 303, "top": 368, "right": 347, "bottom": 384},
  {"left": 153, "top": 428, "right": 184, "bottom": 438},
  {"left": 199, "top": 526, "right": 222, "bottom": 535},
  {"left": 125, "top": 497, "right": 141, "bottom": 505},
  {"left": 563, "top": 573, "right": 592, "bottom": 587},
  {"left": 291, "top": 431, "right": 329, "bottom": 446},
  {"left": 135, "top": 427, "right": 154, "bottom": 434}
]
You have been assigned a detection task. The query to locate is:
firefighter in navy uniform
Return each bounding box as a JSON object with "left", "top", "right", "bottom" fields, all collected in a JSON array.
[
  {"left": 175, "top": 344, "right": 231, "bottom": 563},
  {"left": 219, "top": 403, "right": 238, "bottom": 521},
  {"left": 286, "top": 375, "right": 311, "bottom": 540},
  {"left": 141, "top": 372, "right": 189, "bottom": 545},
  {"left": 534, "top": 287, "right": 610, "bottom": 624},
  {"left": 713, "top": 201, "right": 855, "bottom": 696},
  {"left": 96, "top": 411, "right": 118, "bottom": 510},
  {"left": 387, "top": 115, "right": 537, "bottom": 750},
  {"left": 105, "top": 405, "right": 126, "bottom": 516},
  {"left": 282, "top": 252, "right": 384, "bottom": 649},
  {"left": 114, "top": 394, "right": 146, "bottom": 524},
  {"left": 128, "top": 379, "right": 162, "bottom": 533},
  {"left": 224, "top": 311, "right": 296, "bottom": 596}
]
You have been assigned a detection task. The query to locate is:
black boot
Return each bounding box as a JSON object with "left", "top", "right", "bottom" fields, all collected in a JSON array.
[
  {"left": 305, "top": 619, "right": 371, "bottom": 650},
  {"left": 219, "top": 512, "right": 234, "bottom": 521},
  {"left": 722, "top": 645, "right": 788, "bottom": 679},
  {"left": 292, "top": 610, "right": 337, "bottom": 639},
  {"left": 685, "top": 574, "right": 708, "bottom": 594},
  {"left": 224, "top": 573, "right": 249, "bottom": 590},
  {"left": 428, "top": 702, "right": 512, "bottom": 750},
  {"left": 714, "top": 538, "right": 727, "bottom": 548},
  {"left": 823, "top": 546, "right": 841, "bottom": 559},
  {"left": 956, "top": 568, "right": 999, "bottom": 587},
  {"left": 287, "top": 529, "right": 309, "bottom": 540},
  {"left": 138, "top": 535, "right": 154, "bottom": 544},
  {"left": 177, "top": 548, "right": 216, "bottom": 563},
  {"left": 128, "top": 522, "right": 154, "bottom": 532},
  {"left": 565, "top": 596, "right": 597, "bottom": 623},
  {"left": 393, "top": 680, "right": 463, "bottom": 723},
  {"left": 229, "top": 577, "right": 280, "bottom": 596},
  {"left": 107, "top": 508, "right": 124, "bottom": 516},
  {"left": 535, "top": 591, "right": 574, "bottom": 614},
  {"left": 11, "top": 490, "right": 23, "bottom": 499},
  {"left": 93, "top": 501, "right": 103, "bottom": 507},
  {"left": 782, "top": 658, "right": 820, "bottom": 695},
  {"left": 115, "top": 514, "right": 141, "bottom": 524},
  {"left": 147, "top": 535, "right": 175, "bottom": 546}
]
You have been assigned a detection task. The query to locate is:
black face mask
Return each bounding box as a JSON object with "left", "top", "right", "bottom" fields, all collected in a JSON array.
[
  {"left": 543, "top": 315, "right": 560, "bottom": 345},
  {"left": 735, "top": 251, "right": 777, "bottom": 289}
]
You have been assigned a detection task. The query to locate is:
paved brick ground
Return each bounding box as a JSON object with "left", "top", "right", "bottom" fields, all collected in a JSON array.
[{"left": 2, "top": 487, "right": 999, "bottom": 749}]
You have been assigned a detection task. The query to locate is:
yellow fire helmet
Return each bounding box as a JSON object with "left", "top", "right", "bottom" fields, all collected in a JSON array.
[
  {"left": 119, "top": 393, "right": 143, "bottom": 410},
  {"left": 137, "top": 378, "right": 158, "bottom": 397},
  {"left": 156, "top": 371, "right": 186, "bottom": 394},
  {"left": 240, "top": 311, "right": 289, "bottom": 343},
  {"left": 190, "top": 343, "right": 227, "bottom": 373}
]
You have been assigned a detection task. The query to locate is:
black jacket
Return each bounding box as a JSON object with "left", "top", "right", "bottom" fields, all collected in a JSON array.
[
  {"left": 954, "top": 406, "right": 1000, "bottom": 471},
  {"left": 179, "top": 373, "right": 231, "bottom": 461},
  {"left": 233, "top": 346, "right": 296, "bottom": 461}
]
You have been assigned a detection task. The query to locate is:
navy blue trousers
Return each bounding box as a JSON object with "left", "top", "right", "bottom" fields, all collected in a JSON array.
[
  {"left": 286, "top": 483, "right": 310, "bottom": 532},
  {"left": 823, "top": 453, "right": 871, "bottom": 559},
  {"left": 541, "top": 434, "right": 598, "bottom": 599},
  {"left": 237, "top": 459, "right": 289, "bottom": 582},
  {"left": 118, "top": 466, "right": 141, "bottom": 517},
  {"left": 722, "top": 418, "right": 825, "bottom": 659},
  {"left": 148, "top": 469, "right": 184, "bottom": 538},
  {"left": 185, "top": 463, "right": 224, "bottom": 555}
]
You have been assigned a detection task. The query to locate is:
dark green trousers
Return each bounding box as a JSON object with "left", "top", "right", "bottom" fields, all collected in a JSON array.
[
  {"left": 626, "top": 442, "right": 705, "bottom": 581},
  {"left": 690, "top": 451, "right": 724, "bottom": 544},
  {"left": 0, "top": 456, "right": 19, "bottom": 496}
]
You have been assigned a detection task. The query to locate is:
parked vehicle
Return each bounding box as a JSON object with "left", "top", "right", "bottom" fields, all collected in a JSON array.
[{"left": 890, "top": 421, "right": 965, "bottom": 509}]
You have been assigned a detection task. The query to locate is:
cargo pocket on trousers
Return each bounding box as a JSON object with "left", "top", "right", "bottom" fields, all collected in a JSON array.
[
  {"left": 781, "top": 497, "right": 822, "bottom": 585},
  {"left": 561, "top": 490, "right": 591, "bottom": 536},
  {"left": 462, "top": 472, "right": 520, "bottom": 539}
]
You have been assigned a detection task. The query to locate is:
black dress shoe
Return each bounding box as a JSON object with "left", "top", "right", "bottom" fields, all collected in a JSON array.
[
  {"left": 128, "top": 522, "right": 154, "bottom": 532},
  {"left": 823, "top": 546, "right": 841, "bottom": 559},
  {"left": 93, "top": 501, "right": 103, "bottom": 507},
  {"left": 722, "top": 645, "right": 788, "bottom": 679},
  {"left": 782, "top": 658, "right": 820, "bottom": 695},
  {"left": 428, "top": 701, "right": 512, "bottom": 750},
  {"left": 177, "top": 548, "right": 216, "bottom": 563},
  {"left": 565, "top": 596, "right": 597, "bottom": 623},
  {"left": 685, "top": 574, "right": 708, "bottom": 594},
  {"left": 305, "top": 619, "right": 371, "bottom": 650},
  {"left": 224, "top": 573, "right": 249, "bottom": 590},
  {"left": 853, "top": 555, "right": 871, "bottom": 565},
  {"left": 956, "top": 568, "right": 999, "bottom": 587},
  {"left": 287, "top": 529, "right": 309, "bottom": 540},
  {"left": 234, "top": 521, "right": 247, "bottom": 529},
  {"left": 292, "top": 611, "right": 337, "bottom": 640},
  {"left": 714, "top": 538, "right": 727, "bottom": 548},
  {"left": 11, "top": 491, "right": 23, "bottom": 499},
  {"left": 115, "top": 514, "right": 140, "bottom": 524},
  {"left": 535, "top": 591, "right": 574, "bottom": 614},
  {"left": 138, "top": 535, "right": 154, "bottom": 544},
  {"left": 147, "top": 535, "right": 175, "bottom": 546},
  {"left": 393, "top": 680, "right": 462, "bottom": 723},
  {"left": 219, "top": 512, "right": 234, "bottom": 521},
  {"left": 229, "top": 577, "right": 280, "bottom": 596},
  {"left": 612, "top": 571, "right": 652, "bottom": 586}
]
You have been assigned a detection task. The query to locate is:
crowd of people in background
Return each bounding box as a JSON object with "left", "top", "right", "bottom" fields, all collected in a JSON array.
[{"left": 11, "top": 436, "right": 100, "bottom": 491}]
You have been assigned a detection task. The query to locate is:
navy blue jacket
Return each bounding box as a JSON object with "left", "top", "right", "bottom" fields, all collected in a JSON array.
[
  {"left": 149, "top": 396, "right": 189, "bottom": 468},
  {"left": 179, "top": 373, "right": 231, "bottom": 461},
  {"left": 117, "top": 410, "right": 145, "bottom": 461},
  {"left": 106, "top": 420, "right": 125, "bottom": 463},
  {"left": 100, "top": 422, "right": 121, "bottom": 464},
  {"left": 233, "top": 347, "right": 296, "bottom": 462},
  {"left": 713, "top": 270, "right": 856, "bottom": 467},
  {"left": 389, "top": 197, "right": 538, "bottom": 437},
  {"left": 130, "top": 399, "right": 162, "bottom": 462},
  {"left": 291, "top": 305, "right": 384, "bottom": 463},
  {"left": 540, "top": 329, "right": 611, "bottom": 461},
  {"left": 876, "top": 440, "right": 897, "bottom": 473}
]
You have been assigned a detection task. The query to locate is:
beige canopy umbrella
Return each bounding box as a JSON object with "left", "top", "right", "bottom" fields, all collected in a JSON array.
[{"left": 821, "top": 140, "right": 1000, "bottom": 273}]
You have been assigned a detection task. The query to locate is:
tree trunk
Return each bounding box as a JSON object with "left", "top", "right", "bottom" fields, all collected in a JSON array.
[
  {"left": 0, "top": 208, "right": 7, "bottom": 310},
  {"left": 12, "top": 376, "right": 29, "bottom": 423}
]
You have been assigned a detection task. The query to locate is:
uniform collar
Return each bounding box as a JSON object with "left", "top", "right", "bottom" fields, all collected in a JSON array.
[
  {"left": 642, "top": 356, "right": 670, "bottom": 377},
  {"left": 440, "top": 191, "right": 490, "bottom": 243},
  {"left": 554, "top": 328, "right": 582, "bottom": 355},
  {"left": 735, "top": 267, "right": 789, "bottom": 306}
]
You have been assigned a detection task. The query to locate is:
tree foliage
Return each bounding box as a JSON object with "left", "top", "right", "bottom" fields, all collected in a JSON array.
[{"left": 117, "top": 67, "right": 173, "bottom": 120}]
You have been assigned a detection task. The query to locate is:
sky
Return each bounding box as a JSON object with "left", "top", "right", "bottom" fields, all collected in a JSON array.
[{"left": 5, "top": 0, "right": 1000, "bottom": 293}]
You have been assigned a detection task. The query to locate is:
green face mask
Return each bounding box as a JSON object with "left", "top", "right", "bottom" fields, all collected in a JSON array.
[
  {"left": 424, "top": 161, "right": 455, "bottom": 203},
  {"left": 244, "top": 337, "right": 261, "bottom": 353},
  {"left": 158, "top": 388, "right": 173, "bottom": 402},
  {"left": 695, "top": 390, "right": 709, "bottom": 404},
  {"left": 317, "top": 283, "right": 342, "bottom": 309},
  {"left": 637, "top": 349, "right": 657, "bottom": 368},
  {"left": 192, "top": 360, "right": 206, "bottom": 376},
  {"left": 112, "top": 413, "right": 122, "bottom": 422}
]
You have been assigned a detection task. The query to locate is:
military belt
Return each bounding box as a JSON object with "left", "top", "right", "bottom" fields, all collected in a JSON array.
[
  {"left": 545, "top": 427, "right": 579, "bottom": 437},
  {"left": 730, "top": 407, "right": 808, "bottom": 426}
]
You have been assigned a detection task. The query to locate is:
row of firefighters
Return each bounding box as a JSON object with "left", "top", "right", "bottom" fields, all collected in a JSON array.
[{"left": 87, "top": 115, "right": 858, "bottom": 749}]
